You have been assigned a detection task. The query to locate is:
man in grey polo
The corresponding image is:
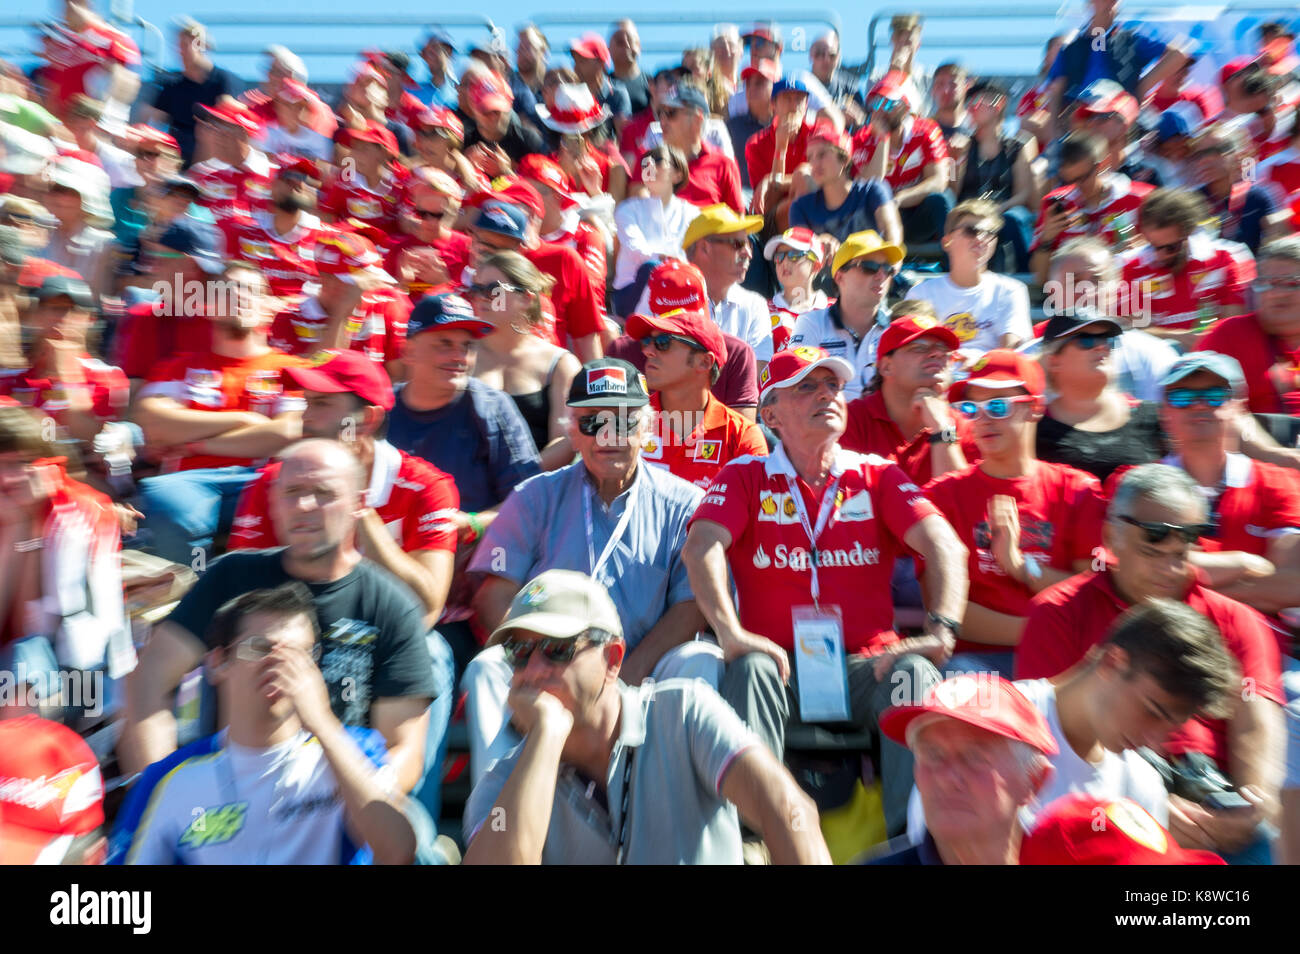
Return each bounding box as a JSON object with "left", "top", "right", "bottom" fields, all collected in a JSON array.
[
  {"left": 463, "top": 358, "right": 723, "bottom": 782},
  {"left": 462, "top": 569, "right": 831, "bottom": 864}
]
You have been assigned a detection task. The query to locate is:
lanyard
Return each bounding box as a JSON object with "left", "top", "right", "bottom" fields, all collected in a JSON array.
[
  {"left": 783, "top": 469, "right": 843, "bottom": 608},
  {"left": 615, "top": 747, "right": 635, "bottom": 865},
  {"left": 583, "top": 478, "right": 639, "bottom": 580}
]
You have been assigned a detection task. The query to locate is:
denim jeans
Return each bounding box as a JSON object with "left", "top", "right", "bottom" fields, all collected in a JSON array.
[
  {"left": 412, "top": 631, "right": 456, "bottom": 827},
  {"left": 997, "top": 205, "right": 1035, "bottom": 273},
  {"left": 138, "top": 465, "right": 259, "bottom": 566}
]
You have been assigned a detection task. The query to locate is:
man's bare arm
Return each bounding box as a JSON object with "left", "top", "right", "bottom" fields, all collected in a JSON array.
[
  {"left": 370, "top": 697, "right": 432, "bottom": 795},
  {"left": 618, "top": 599, "right": 707, "bottom": 686},
  {"left": 119, "top": 621, "right": 207, "bottom": 775},
  {"left": 720, "top": 746, "right": 832, "bottom": 864},
  {"left": 472, "top": 574, "right": 523, "bottom": 635}
]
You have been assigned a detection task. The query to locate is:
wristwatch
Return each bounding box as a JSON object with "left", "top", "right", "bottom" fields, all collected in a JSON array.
[
  {"left": 928, "top": 425, "right": 958, "bottom": 445},
  {"left": 926, "top": 611, "right": 962, "bottom": 640}
]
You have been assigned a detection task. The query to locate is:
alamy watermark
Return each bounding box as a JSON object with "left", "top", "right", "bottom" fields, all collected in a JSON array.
[
  {"left": 1042, "top": 274, "right": 1155, "bottom": 327},
  {"left": 0, "top": 665, "right": 104, "bottom": 717}
]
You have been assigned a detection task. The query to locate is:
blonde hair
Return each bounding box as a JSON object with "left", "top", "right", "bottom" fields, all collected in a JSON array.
[{"left": 481, "top": 251, "right": 555, "bottom": 327}]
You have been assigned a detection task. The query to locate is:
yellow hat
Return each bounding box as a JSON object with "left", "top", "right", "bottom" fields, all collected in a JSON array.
[
  {"left": 682, "top": 203, "right": 765, "bottom": 250},
  {"left": 831, "top": 229, "right": 906, "bottom": 276}
]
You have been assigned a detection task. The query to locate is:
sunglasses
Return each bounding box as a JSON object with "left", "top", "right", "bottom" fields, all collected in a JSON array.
[
  {"left": 1253, "top": 278, "right": 1300, "bottom": 293},
  {"left": 1117, "top": 514, "right": 1208, "bottom": 545},
  {"left": 958, "top": 224, "right": 998, "bottom": 242},
  {"left": 414, "top": 207, "right": 450, "bottom": 219},
  {"left": 641, "top": 155, "right": 668, "bottom": 168},
  {"left": 838, "top": 258, "right": 894, "bottom": 276},
  {"left": 466, "top": 279, "right": 523, "bottom": 298},
  {"left": 136, "top": 151, "right": 162, "bottom": 161},
  {"left": 1067, "top": 332, "right": 1118, "bottom": 351},
  {"left": 953, "top": 395, "right": 1036, "bottom": 420},
  {"left": 1164, "top": 386, "right": 1231, "bottom": 409},
  {"left": 234, "top": 634, "right": 322, "bottom": 664},
  {"left": 575, "top": 412, "right": 641, "bottom": 436},
  {"left": 866, "top": 95, "right": 902, "bottom": 113},
  {"left": 642, "top": 333, "right": 704, "bottom": 352},
  {"left": 502, "top": 636, "right": 596, "bottom": 669},
  {"left": 773, "top": 249, "right": 815, "bottom": 264},
  {"left": 658, "top": 107, "right": 682, "bottom": 121},
  {"left": 792, "top": 376, "right": 844, "bottom": 396},
  {"left": 706, "top": 236, "right": 749, "bottom": 251},
  {"left": 1151, "top": 238, "right": 1186, "bottom": 255}
]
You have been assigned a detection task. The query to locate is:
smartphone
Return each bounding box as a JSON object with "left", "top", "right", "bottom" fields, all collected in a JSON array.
[
  {"left": 1051, "top": 198, "right": 1067, "bottom": 215},
  {"left": 1203, "top": 790, "right": 1251, "bottom": 811}
]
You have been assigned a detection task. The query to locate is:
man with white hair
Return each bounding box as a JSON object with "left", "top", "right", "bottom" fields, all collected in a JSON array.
[
  {"left": 873, "top": 674, "right": 1056, "bottom": 864},
  {"left": 462, "top": 358, "right": 723, "bottom": 782}
]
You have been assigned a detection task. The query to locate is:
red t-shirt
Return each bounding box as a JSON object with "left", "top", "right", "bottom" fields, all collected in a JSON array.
[
  {"left": 43, "top": 21, "right": 140, "bottom": 118},
  {"left": 137, "top": 349, "right": 307, "bottom": 470},
  {"left": 1258, "top": 146, "right": 1300, "bottom": 220},
  {"left": 220, "top": 211, "right": 323, "bottom": 298},
  {"left": 189, "top": 155, "right": 273, "bottom": 221},
  {"left": 1150, "top": 83, "right": 1223, "bottom": 122},
  {"left": 745, "top": 121, "right": 812, "bottom": 194},
  {"left": 542, "top": 219, "right": 607, "bottom": 307},
  {"left": 1030, "top": 174, "right": 1153, "bottom": 255},
  {"left": 269, "top": 290, "right": 411, "bottom": 365},
  {"left": 850, "top": 117, "right": 949, "bottom": 192},
  {"left": 619, "top": 109, "right": 656, "bottom": 158},
  {"left": 690, "top": 446, "right": 940, "bottom": 653},
  {"left": 318, "top": 166, "right": 407, "bottom": 246},
  {"left": 641, "top": 392, "right": 768, "bottom": 490},
  {"left": 0, "top": 355, "right": 128, "bottom": 423},
  {"left": 1196, "top": 313, "right": 1299, "bottom": 415},
  {"left": 385, "top": 230, "right": 472, "bottom": 300},
  {"left": 1118, "top": 234, "right": 1254, "bottom": 329},
  {"left": 1014, "top": 568, "right": 1283, "bottom": 771},
  {"left": 630, "top": 142, "right": 743, "bottom": 212},
  {"left": 230, "top": 440, "right": 459, "bottom": 552},
  {"left": 112, "top": 302, "right": 213, "bottom": 381},
  {"left": 523, "top": 241, "right": 605, "bottom": 347},
  {"left": 841, "top": 390, "right": 980, "bottom": 486},
  {"left": 922, "top": 460, "right": 1106, "bottom": 653}
]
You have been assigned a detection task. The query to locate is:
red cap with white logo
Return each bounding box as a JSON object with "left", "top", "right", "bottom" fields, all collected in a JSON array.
[
  {"left": 1021, "top": 794, "right": 1225, "bottom": 865},
  {"left": 0, "top": 715, "right": 104, "bottom": 864},
  {"left": 647, "top": 260, "right": 707, "bottom": 315},
  {"left": 763, "top": 227, "right": 823, "bottom": 263},
  {"left": 757, "top": 345, "right": 854, "bottom": 399},
  {"left": 880, "top": 674, "right": 1059, "bottom": 755}
]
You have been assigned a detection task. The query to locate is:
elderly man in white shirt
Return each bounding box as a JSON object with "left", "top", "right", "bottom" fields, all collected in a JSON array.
[{"left": 681, "top": 204, "right": 773, "bottom": 367}]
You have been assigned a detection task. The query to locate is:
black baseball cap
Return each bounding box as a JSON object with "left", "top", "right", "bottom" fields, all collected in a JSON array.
[
  {"left": 567, "top": 358, "right": 649, "bottom": 408},
  {"left": 158, "top": 217, "right": 224, "bottom": 275},
  {"left": 1041, "top": 310, "right": 1123, "bottom": 345}
]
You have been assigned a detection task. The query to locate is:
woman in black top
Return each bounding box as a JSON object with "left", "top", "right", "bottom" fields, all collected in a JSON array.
[
  {"left": 468, "top": 251, "right": 580, "bottom": 471},
  {"left": 1036, "top": 318, "right": 1168, "bottom": 482}
]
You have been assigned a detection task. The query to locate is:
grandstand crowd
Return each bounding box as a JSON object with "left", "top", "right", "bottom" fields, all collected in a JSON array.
[{"left": 3, "top": 0, "right": 1300, "bottom": 866}]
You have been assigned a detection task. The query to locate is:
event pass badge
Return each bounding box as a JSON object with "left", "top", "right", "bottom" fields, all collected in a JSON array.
[{"left": 792, "top": 605, "right": 851, "bottom": 722}]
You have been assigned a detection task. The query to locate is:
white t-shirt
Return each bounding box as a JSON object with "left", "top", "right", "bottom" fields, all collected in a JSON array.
[
  {"left": 906, "top": 677, "right": 1169, "bottom": 844},
  {"left": 908, "top": 273, "right": 1032, "bottom": 358}
]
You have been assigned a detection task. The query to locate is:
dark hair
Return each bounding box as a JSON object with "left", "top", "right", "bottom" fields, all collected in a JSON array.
[
  {"left": 1138, "top": 187, "right": 1209, "bottom": 235},
  {"left": 341, "top": 391, "right": 389, "bottom": 441},
  {"left": 206, "top": 582, "right": 320, "bottom": 651},
  {"left": 641, "top": 143, "right": 689, "bottom": 193},
  {"left": 1103, "top": 600, "right": 1238, "bottom": 719},
  {"left": 967, "top": 79, "right": 1008, "bottom": 104},
  {"left": 1059, "top": 130, "right": 1108, "bottom": 167}
]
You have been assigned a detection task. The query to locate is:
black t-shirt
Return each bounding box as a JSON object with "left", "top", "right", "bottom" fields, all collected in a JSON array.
[
  {"left": 1036, "top": 400, "right": 1168, "bottom": 483},
  {"left": 618, "top": 71, "right": 651, "bottom": 116},
  {"left": 168, "top": 549, "right": 436, "bottom": 727},
  {"left": 150, "top": 66, "right": 239, "bottom": 163}
]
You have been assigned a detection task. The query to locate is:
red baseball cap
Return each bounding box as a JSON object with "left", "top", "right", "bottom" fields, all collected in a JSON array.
[
  {"left": 1021, "top": 794, "right": 1225, "bottom": 865},
  {"left": 647, "top": 260, "right": 707, "bottom": 315},
  {"left": 414, "top": 106, "right": 464, "bottom": 142},
  {"left": 275, "top": 153, "right": 320, "bottom": 181},
  {"left": 517, "top": 154, "right": 578, "bottom": 209},
  {"left": 808, "top": 119, "right": 851, "bottom": 152},
  {"left": 869, "top": 70, "right": 914, "bottom": 109},
  {"left": 348, "top": 121, "right": 399, "bottom": 157},
  {"left": 880, "top": 674, "right": 1059, "bottom": 756},
  {"left": 758, "top": 345, "right": 854, "bottom": 399},
  {"left": 275, "top": 77, "right": 312, "bottom": 104},
  {"left": 314, "top": 230, "right": 384, "bottom": 277},
  {"left": 465, "top": 176, "right": 545, "bottom": 222},
  {"left": 877, "top": 314, "right": 960, "bottom": 359},
  {"left": 125, "top": 124, "right": 180, "bottom": 155},
  {"left": 741, "top": 58, "right": 779, "bottom": 83},
  {"left": 948, "top": 348, "right": 1045, "bottom": 401},
  {"left": 569, "top": 33, "right": 612, "bottom": 69},
  {"left": 1220, "top": 55, "right": 1262, "bottom": 87},
  {"left": 1074, "top": 88, "right": 1139, "bottom": 127},
  {"left": 471, "top": 74, "right": 514, "bottom": 114},
  {"left": 199, "top": 100, "right": 262, "bottom": 136},
  {"left": 282, "top": 348, "right": 395, "bottom": 411},
  {"left": 0, "top": 715, "right": 104, "bottom": 864},
  {"left": 763, "top": 226, "right": 823, "bottom": 263},
  {"left": 625, "top": 308, "right": 727, "bottom": 367}
]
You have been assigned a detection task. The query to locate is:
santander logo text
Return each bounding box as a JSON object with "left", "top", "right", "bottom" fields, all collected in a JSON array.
[{"left": 753, "top": 543, "right": 881, "bottom": 570}]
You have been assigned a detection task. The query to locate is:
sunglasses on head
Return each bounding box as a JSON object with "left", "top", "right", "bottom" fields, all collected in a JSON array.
[
  {"left": 502, "top": 635, "right": 596, "bottom": 669},
  {"left": 1164, "top": 386, "right": 1230, "bottom": 409},
  {"left": 1117, "top": 514, "right": 1208, "bottom": 545},
  {"left": 466, "top": 279, "right": 523, "bottom": 298},
  {"left": 575, "top": 411, "right": 640, "bottom": 436},
  {"left": 773, "top": 249, "right": 815, "bottom": 264},
  {"left": 642, "top": 332, "right": 704, "bottom": 352},
  {"left": 953, "top": 395, "right": 1035, "bottom": 420},
  {"left": 838, "top": 258, "right": 893, "bottom": 276},
  {"left": 234, "top": 634, "right": 322, "bottom": 664}
]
